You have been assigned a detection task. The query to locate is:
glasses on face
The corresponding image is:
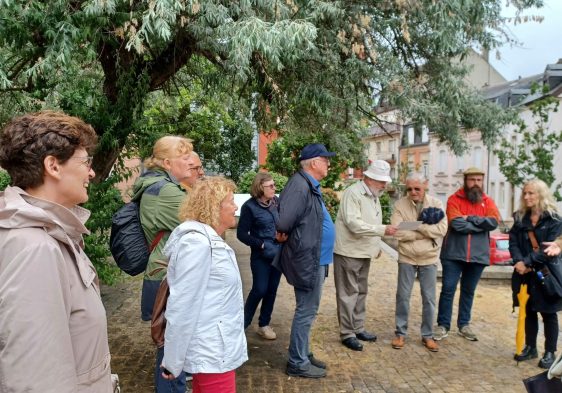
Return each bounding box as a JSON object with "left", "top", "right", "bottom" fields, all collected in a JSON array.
[
  {"left": 406, "top": 187, "right": 422, "bottom": 192},
  {"left": 70, "top": 156, "right": 93, "bottom": 168},
  {"left": 315, "top": 157, "right": 330, "bottom": 166},
  {"left": 187, "top": 166, "right": 204, "bottom": 173},
  {"left": 263, "top": 184, "right": 276, "bottom": 190}
]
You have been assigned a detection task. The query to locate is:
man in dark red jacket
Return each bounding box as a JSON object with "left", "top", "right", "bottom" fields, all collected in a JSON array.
[{"left": 434, "top": 167, "right": 501, "bottom": 342}]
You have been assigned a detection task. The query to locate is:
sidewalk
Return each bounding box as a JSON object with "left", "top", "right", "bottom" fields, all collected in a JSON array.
[{"left": 103, "top": 230, "right": 560, "bottom": 392}]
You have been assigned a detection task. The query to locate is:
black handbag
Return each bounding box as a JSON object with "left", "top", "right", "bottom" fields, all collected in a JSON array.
[
  {"left": 540, "top": 258, "right": 562, "bottom": 299},
  {"left": 528, "top": 231, "right": 562, "bottom": 299},
  {"left": 523, "top": 371, "right": 562, "bottom": 393}
]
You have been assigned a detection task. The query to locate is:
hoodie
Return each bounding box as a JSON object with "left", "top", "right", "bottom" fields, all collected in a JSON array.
[{"left": 0, "top": 186, "right": 112, "bottom": 393}]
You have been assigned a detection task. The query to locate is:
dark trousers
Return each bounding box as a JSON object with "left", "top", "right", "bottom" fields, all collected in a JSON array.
[
  {"left": 437, "top": 259, "right": 485, "bottom": 329},
  {"left": 525, "top": 301, "right": 559, "bottom": 352},
  {"left": 155, "top": 346, "right": 187, "bottom": 393},
  {"left": 244, "top": 256, "right": 282, "bottom": 328}
]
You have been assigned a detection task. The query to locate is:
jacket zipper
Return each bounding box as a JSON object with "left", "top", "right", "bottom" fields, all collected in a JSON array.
[{"left": 466, "top": 233, "right": 471, "bottom": 262}]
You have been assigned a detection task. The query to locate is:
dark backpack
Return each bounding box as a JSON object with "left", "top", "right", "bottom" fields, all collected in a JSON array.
[{"left": 110, "top": 179, "right": 167, "bottom": 276}]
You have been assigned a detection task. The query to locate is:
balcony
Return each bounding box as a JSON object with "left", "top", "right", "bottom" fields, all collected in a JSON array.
[{"left": 376, "top": 151, "right": 396, "bottom": 162}]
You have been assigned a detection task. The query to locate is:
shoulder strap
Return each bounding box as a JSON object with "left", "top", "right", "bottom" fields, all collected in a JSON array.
[{"left": 527, "top": 230, "right": 540, "bottom": 252}]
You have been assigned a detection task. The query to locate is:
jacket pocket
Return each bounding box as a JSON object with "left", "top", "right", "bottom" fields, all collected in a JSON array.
[{"left": 77, "top": 352, "right": 111, "bottom": 386}]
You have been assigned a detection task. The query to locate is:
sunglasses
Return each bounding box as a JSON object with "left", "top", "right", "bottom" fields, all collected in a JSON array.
[{"left": 406, "top": 187, "right": 422, "bottom": 192}]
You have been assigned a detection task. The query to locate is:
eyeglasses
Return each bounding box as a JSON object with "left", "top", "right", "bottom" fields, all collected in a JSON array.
[
  {"left": 187, "top": 166, "right": 204, "bottom": 173},
  {"left": 70, "top": 156, "right": 93, "bottom": 168},
  {"left": 263, "top": 184, "right": 276, "bottom": 189},
  {"left": 406, "top": 187, "right": 422, "bottom": 192},
  {"left": 314, "top": 157, "right": 330, "bottom": 166}
]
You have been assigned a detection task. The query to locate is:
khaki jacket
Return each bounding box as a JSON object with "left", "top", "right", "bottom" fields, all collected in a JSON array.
[
  {"left": 0, "top": 186, "right": 112, "bottom": 393},
  {"left": 391, "top": 194, "right": 448, "bottom": 265},
  {"left": 334, "top": 181, "right": 386, "bottom": 259}
]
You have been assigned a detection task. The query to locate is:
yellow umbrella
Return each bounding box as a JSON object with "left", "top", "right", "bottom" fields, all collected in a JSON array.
[{"left": 515, "top": 284, "right": 530, "bottom": 356}]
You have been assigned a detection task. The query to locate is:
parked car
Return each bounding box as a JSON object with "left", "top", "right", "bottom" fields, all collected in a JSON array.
[{"left": 490, "top": 233, "right": 512, "bottom": 265}]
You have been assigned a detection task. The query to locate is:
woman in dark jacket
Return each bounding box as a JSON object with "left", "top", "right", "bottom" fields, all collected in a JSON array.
[
  {"left": 510, "top": 179, "right": 562, "bottom": 369},
  {"left": 237, "top": 172, "right": 282, "bottom": 340}
]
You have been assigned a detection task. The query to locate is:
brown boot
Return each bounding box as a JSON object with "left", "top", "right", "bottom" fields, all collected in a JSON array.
[
  {"left": 391, "top": 335, "right": 405, "bottom": 349},
  {"left": 422, "top": 337, "right": 439, "bottom": 352}
]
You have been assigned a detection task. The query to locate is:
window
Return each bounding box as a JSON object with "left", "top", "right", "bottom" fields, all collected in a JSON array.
[
  {"left": 499, "top": 182, "right": 505, "bottom": 208},
  {"left": 421, "top": 125, "right": 429, "bottom": 143},
  {"left": 408, "top": 126, "right": 415, "bottom": 145},
  {"left": 389, "top": 139, "right": 396, "bottom": 152},
  {"left": 489, "top": 182, "right": 496, "bottom": 200},
  {"left": 422, "top": 160, "right": 429, "bottom": 178},
  {"left": 438, "top": 150, "right": 447, "bottom": 173},
  {"left": 376, "top": 141, "right": 382, "bottom": 153},
  {"left": 473, "top": 146, "right": 483, "bottom": 168},
  {"left": 456, "top": 155, "right": 464, "bottom": 172}
]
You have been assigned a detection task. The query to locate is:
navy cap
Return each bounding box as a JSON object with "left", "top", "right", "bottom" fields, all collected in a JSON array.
[{"left": 298, "top": 143, "right": 336, "bottom": 161}]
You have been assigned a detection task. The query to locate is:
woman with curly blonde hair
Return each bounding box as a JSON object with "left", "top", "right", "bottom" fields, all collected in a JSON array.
[
  {"left": 510, "top": 178, "right": 562, "bottom": 369},
  {"left": 161, "top": 177, "right": 247, "bottom": 393}
]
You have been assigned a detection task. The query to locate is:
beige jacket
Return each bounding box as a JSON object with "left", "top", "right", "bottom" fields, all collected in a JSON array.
[
  {"left": 334, "top": 181, "right": 387, "bottom": 259},
  {"left": 0, "top": 186, "right": 112, "bottom": 393},
  {"left": 391, "top": 194, "right": 448, "bottom": 265}
]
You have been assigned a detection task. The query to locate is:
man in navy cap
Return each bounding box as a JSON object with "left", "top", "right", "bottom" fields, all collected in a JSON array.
[{"left": 273, "top": 143, "right": 335, "bottom": 378}]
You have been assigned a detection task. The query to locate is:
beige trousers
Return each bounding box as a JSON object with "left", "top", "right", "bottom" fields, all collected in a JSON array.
[{"left": 333, "top": 253, "right": 371, "bottom": 340}]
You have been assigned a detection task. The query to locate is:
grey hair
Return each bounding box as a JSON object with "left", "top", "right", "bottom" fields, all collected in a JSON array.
[
  {"left": 405, "top": 172, "right": 428, "bottom": 183},
  {"left": 300, "top": 158, "right": 314, "bottom": 169}
]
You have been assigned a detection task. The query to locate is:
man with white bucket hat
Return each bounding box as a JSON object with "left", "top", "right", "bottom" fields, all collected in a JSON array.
[{"left": 333, "top": 160, "right": 398, "bottom": 351}]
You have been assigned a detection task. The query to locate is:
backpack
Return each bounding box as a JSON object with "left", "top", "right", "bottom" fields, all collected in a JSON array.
[{"left": 110, "top": 179, "right": 167, "bottom": 276}]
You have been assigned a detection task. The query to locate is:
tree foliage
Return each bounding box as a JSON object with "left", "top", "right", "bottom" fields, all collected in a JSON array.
[
  {"left": 0, "top": 0, "right": 545, "bottom": 181},
  {"left": 496, "top": 83, "right": 562, "bottom": 199}
]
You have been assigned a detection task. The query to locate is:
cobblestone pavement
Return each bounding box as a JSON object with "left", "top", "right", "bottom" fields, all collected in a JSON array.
[{"left": 103, "top": 230, "right": 561, "bottom": 393}]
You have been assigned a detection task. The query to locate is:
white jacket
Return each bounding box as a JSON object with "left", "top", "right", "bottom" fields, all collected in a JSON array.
[{"left": 162, "top": 221, "right": 247, "bottom": 376}]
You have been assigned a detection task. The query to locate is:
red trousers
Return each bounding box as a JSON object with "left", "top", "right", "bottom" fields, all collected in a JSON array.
[{"left": 192, "top": 370, "right": 236, "bottom": 393}]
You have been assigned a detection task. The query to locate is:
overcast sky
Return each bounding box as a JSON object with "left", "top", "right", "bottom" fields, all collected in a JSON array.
[{"left": 489, "top": 0, "right": 561, "bottom": 81}]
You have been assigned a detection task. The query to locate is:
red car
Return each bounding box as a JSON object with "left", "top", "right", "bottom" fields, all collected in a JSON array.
[{"left": 490, "top": 233, "right": 512, "bottom": 265}]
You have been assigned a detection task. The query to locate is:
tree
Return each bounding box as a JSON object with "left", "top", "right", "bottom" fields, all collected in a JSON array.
[
  {"left": 0, "top": 0, "right": 545, "bottom": 183},
  {"left": 140, "top": 76, "right": 256, "bottom": 183},
  {"left": 496, "top": 83, "right": 562, "bottom": 199}
]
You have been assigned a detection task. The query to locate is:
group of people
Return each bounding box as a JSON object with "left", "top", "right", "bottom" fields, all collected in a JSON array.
[{"left": 0, "top": 111, "right": 561, "bottom": 393}]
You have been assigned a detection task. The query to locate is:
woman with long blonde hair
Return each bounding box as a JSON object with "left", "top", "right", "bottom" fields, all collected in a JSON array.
[{"left": 510, "top": 179, "right": 562, "bottom": 369}]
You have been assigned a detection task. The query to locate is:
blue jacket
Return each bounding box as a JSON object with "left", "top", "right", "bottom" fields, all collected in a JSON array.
[
  {"left": 236, "top": 197, "right": 280, "bottom": 262},
  {"left": 272, "top": 170, "right": 324, "bottom": 291}
]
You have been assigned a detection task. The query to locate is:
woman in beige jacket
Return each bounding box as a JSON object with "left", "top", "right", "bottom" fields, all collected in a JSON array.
[{"left": 0, "top": 112, "right": 113, "bottom": 392}]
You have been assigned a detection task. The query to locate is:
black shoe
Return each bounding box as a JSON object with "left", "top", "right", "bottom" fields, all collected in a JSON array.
[
  {"left": 538, "top": 352, "right": 556, "bottom": 369},
  {"left": 514, "top": 345, "right": 538, "bottom": 361},
  {"left": 308, "top": 353, "right": 327, "bottom": 369},
  {"left": 356, "top": 331, "right": 377, "bottom": 342},
  {"left": 342, "top": 337, "right": 363, "bottom": 351},
  {"left": 286, "top": 363, "right": 327, "bottom": 378}
]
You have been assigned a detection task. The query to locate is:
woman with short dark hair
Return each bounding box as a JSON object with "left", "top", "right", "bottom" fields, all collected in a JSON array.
[
  {"left": 510, "top": 179, "right": 562, "bottom": 369},
  {"left": 0, "top": 111, "right": 113, "bottom": 392},
  {"left": 237, "top": 172, "right": 282, "bottom": 339}
]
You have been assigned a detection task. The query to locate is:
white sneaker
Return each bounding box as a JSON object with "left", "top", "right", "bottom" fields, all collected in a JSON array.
[{"left": 257, "top": 325, "right": 277, "bottom": 340}]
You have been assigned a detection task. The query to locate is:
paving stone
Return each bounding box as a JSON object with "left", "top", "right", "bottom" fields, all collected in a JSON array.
[{"left": 102, "top": 229, "right": 561, "bottom": 392}]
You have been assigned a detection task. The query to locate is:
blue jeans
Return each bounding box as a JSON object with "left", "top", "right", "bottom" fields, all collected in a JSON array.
[
  {"left": 244, "top": 256, "right": 282, "bottom": 329},
  {"left": 155, "top": 346, "right": 186, "bottom": 393},
  {"left": 437, "top": 259, "right": 485, "bottom": 330},
  {"left": 288, "top": 265, "right": 326, "bottom": 369}
]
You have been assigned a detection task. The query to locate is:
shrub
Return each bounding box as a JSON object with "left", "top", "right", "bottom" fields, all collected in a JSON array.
[
  {"left": 0, "top": 170, "right": 10, "bottom": 191},
  {"left": 321, "top": 188, "right": 340, "bottom": 221},
  {"left": 237, "top": 170, "right": 288, "bottom": 193},
  {"left": 83, "top": 177, "right": 124, "bottom": 285}
]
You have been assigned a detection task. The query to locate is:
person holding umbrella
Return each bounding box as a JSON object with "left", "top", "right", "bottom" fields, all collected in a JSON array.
[{"left": 509, "top": 179, "right": 562, "bottom": 369}]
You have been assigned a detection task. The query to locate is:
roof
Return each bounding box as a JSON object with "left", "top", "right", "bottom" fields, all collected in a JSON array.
[{"left": 482, "top": 60, "right": 562, "bottom": 108}]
